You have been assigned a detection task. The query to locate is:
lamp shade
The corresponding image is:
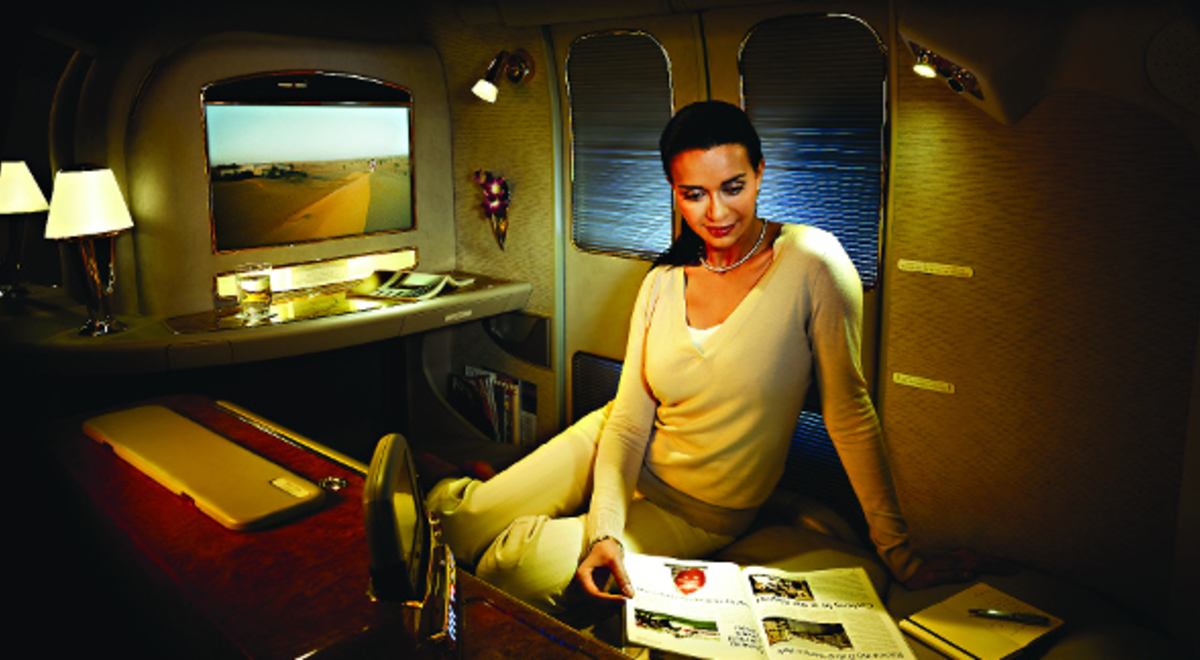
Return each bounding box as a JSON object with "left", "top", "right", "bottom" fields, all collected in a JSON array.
[
  {"left": 471, "top": 78, "right": 499, "bottom": 103},
  {"left": 0, "top": 161, "right": 50, "bottom": 214},
  {"left": 45, "top": 168, "right": 133, "bottom": 239}
]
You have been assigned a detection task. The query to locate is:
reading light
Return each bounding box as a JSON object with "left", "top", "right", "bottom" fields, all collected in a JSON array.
[
  {"left": 45, "top": 167, "right": 134, "bottom": 336},
  {"left": 0, "top": 161, "right": 50, "bottom": 298},
  {"left": 907, "top": 41, "right": 983, "bottom": 100},
  {"left": 912, "top": 53, "right": 938, "bottom": 79},
  {"left": 471, "top": 50, "right": 534, "bottom": 103}
]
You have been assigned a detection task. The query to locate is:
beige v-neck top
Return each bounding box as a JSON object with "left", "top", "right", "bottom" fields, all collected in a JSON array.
[{"left": 587, "top": 223, "right": 918, "bottom": 581}]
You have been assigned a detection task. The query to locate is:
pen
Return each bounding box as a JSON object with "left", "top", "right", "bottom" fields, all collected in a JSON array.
[{"left": 968, "top": 609, "right": 1051, "bottom": 626}]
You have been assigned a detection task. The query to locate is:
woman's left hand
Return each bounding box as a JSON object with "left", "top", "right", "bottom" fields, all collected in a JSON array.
[{"left": 903, "top": 548, "right": 1019, "bottom": 590}]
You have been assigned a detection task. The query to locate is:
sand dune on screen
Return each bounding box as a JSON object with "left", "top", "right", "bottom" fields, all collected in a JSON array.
[{"left": 211, "top": 156, "right": 410, "bottom": 250}]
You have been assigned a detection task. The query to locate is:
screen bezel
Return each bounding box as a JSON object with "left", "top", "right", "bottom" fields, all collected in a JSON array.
[{"left": 201, "top": 70, "right": 416, "bottom": 255}]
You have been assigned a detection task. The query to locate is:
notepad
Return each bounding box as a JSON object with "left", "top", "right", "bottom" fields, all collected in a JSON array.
[
  {"left": 899, "top": 583, "right": 1063, "bottom": 660},
  {"left": 83, "top": 405, "right": 325, "bottom": 531}
]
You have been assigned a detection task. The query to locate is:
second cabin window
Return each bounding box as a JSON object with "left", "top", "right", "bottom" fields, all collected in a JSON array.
[
  {"left": 741, "top": 13, "right": 888, "bottom": 539},
  {"left": 741, "top": 14, "right": 887, "bottom": 289}
]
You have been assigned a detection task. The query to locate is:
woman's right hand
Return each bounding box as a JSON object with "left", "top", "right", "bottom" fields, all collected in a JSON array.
[
  {"left": 575, "top": 537, "right": 635, "bottom": 601},
  {"left": 903, "top": 548, "right": 1019, "bottom": 590}
]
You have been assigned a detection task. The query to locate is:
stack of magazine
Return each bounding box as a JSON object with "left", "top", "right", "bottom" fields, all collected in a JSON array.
[{"left": 448, "top": 365, "right": 537, "bottom": 447}]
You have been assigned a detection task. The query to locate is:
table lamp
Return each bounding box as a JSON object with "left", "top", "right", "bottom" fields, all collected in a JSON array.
[
  {"left": 0, "top": 161, "right": 50, "bottom": 298},
  {"left": 45, "top": 167, "right": 134, "bottom": 336}
]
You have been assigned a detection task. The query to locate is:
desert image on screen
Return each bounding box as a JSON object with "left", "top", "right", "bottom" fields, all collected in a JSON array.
[{"left": 206, "top": 104, "right": 413, "bottom": 252}]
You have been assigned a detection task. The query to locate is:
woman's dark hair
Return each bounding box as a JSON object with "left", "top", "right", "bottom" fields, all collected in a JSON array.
[{"left": 654, "top": 101, "right": 763, "bottom": 267}]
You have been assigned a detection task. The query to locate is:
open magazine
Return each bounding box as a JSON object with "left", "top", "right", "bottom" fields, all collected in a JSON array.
[
  {"left": 353, "top": 270, "right": 475, "bottom": 302},
  {"left": 623, "top": 553, "right": 916, "bottom": 660}
]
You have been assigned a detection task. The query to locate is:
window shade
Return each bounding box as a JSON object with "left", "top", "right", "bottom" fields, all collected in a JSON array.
[
  {"left": 741, "top": 14, "right": 887, "bottom": 540},
  {"left": 741, "top": 14, "right": 886, "bottom": 288},
  {"left": 567, "top": 32, "right": 674, "bottom": 259}
]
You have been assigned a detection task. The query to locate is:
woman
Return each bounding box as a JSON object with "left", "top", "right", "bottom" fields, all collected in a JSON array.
[{"left": 427, "top": 101, "right": 992, "bottom": 613}]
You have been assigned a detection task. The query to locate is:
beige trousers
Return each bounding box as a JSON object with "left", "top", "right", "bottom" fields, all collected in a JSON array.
[{"left": 426, "top": 405, "right": 735, "bottom": 613}]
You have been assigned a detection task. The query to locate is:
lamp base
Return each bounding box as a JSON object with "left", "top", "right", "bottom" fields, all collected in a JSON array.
[
  {"left": 72, "top": 234, "right": 127, "bottom": 337},
  {"left": 0, "top": 217, "right": 30, "bottom": 298},
  {"left": 80, "top": 316, "right": 126, "bottom": 337},
  {"left": 0, "top": 283, "right": 29, "bottom": 298}
]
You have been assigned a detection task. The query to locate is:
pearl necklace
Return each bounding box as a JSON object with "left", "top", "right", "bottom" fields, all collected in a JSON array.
[{"left": 700, "top": 220, "right": 768, "bottom": 274}]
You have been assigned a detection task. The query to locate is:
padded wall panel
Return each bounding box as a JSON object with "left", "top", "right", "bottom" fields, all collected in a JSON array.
[
  {"left": 423, "top": 6, "right": 557, "bottom": 317},
  {"left": 420, "top": 6, "right": 560, "bottom": 431},
  {"left": 883, "top": 72, "right": 1200, "bottom": 617}
]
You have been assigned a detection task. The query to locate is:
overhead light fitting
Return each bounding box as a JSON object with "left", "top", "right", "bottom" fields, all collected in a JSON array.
[
  {"left": 908, "top": 41, "right": 983, "bottom": 100},
  {"left": 471, "top": 50, "right": 534, "bottom": 103}
]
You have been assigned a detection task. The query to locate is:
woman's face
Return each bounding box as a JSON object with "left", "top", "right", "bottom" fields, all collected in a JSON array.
[{"left": 668, "top": 143, "right": 764, "bottom": 255}]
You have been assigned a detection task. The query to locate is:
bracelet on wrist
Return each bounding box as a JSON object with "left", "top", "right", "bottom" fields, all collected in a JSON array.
[{"left": 591, "top": 535, "right": 623, "bottom": 554}]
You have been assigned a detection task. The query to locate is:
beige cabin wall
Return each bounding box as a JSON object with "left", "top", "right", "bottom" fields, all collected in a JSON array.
[
  {"left": 423, "top": 6, "right": 556, "bottom": 317},
  {"left": 880, "top": 4, "right": 1200, "bottom": 625},
  {"left": 420, "top": 5, "right": 562, "bottom": 440}
]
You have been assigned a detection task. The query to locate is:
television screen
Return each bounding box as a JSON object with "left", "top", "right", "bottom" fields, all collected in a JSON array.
[{"left": 203, "top": 73, "right": 414, "bottom": 253}]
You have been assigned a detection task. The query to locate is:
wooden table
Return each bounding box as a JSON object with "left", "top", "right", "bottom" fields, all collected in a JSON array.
[{"left": 44, "top": 394, "right": 626, "bottom": 660}]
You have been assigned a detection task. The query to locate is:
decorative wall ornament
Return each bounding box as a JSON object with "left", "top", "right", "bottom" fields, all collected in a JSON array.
[{"left": 474, "top": 169, "right": 510, "bottom": 249}]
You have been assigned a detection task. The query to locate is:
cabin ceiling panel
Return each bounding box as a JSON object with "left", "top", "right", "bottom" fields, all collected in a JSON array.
[
  {"left": 1146, "top": 16, "right": 1200, "bottom": 117},
  {"left": 30, "top": 1, "right": 432, "bottom": 55},
  {"left": 896, "top": 0, "right": 1070, "bottom": 125},
  {"left": 896, "top": 0, "right": 1200, "bottom": 137},
  {"left": 455, "top": 0, "right": 831, "bottom": 26}
]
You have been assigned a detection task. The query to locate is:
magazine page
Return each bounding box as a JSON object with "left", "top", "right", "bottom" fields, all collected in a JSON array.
[
  {"left": 624, "top": 553, "right": 768, "bottom": 659},
  {"left": 743, "top": 566, "right": 916, "bottom": 660},
  {"left": 353, "top": 271, "right": 475, "bottom": 302}
]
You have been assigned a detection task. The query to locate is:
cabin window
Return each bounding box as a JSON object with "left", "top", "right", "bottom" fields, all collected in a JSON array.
[
  {"left": 571, "top": 352, "right": 623, "bottom": 423},
  {"left": 741, "top": 14, "right": 886, "bottom": 289},
  {"left": 741, "top": 14, "right": 888, "bottom": 539},
  {"left": 566, "top": 32, "right": 673, "bottom": 259}
]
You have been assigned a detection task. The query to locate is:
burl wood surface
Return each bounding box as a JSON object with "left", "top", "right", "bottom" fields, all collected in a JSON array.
[{"left": 49, "top": 394, "right": 625, "bottom": 660}]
